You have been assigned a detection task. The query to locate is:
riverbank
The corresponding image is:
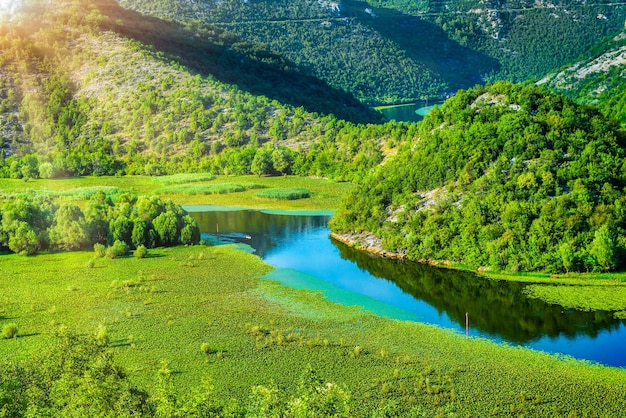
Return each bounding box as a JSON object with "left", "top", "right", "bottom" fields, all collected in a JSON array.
[
  {"left": 330, "top": 231, "right": 626, "bottom": 316},
  {"left": 1, "top": 244, "right": 626, "bottom": 416}
]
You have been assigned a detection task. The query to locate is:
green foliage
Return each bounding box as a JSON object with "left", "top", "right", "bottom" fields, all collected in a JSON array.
[
  {"left": 156, "top": 183, "right": 265, "bottom": 195},
  {"left": 106, "top": 239, "right": 129, "bottom": 259},
  {"left": 332, "top": 82, "right": 626, "bottom": 273},
  {"left": 153, "top": 173, "right": 216, "bottom": 185},
  {"left": 180, "top": 215, "right": 201, "bottom": 245},
  {"left": 120, "top": 0, "right": 625, "bottom": 106},
  {"left": 134, "top": 244, "right": 148, "bottom": 259},
  {"left": 0, "top": 332, "right": 150, "bottom": 417},
  {"left": 256, "top": 188, "right": 312, "bottom": 200},
  {"left": 1, "top": 193, "right": 199, "bottom": 255},
  {"left": 1, "top": 323, "right": 18, "bottom": 339},
  {"left": 49, "top": 203, "right": 90, "bottom": 251},
  {"left": 0, "top": 0, "right": 414, "bottom": 183},
  {"left": 152, "top": 211, "right": 179, "bottom": 247},
  {"left": 93, "top": 242, "right": 106, "bottom": 258},
  {"left": 539, "top": 28, "right": 626, "bottom": 128}
]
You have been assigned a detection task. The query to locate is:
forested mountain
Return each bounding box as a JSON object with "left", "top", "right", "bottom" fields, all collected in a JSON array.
[
  {"left": 331, "top": 82, "right": 626, "bottom": 273},
  {"left": 0, "top": 0, "right": 419, "bottom": 180},
  {"left": 538, "top": 28, "right": 626, "bottom": 127},
  {"left": 119, "top": 0, "right": 626, "bottom": 104}
]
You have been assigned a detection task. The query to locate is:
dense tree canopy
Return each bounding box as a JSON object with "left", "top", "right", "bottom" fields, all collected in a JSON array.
[
  {"left": 0, "top": 192, "right": 200, "bottom": 256},
  {"left": 331, "top": 82, "right": 626, "bottom": 273}
]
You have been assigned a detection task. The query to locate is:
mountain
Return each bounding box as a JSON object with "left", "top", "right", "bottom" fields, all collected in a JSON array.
[
  {"left": 330, "top": 82, "right": 626, "bottom": 273},
  {"left": 538, "top": 28, "right": 626, "bottom": 127},
  {"left": 119, "top": 0, "right": 626, "bottom": 104},
  {"left": 0, "top": 0, "right": 412, "bottom": 180}
]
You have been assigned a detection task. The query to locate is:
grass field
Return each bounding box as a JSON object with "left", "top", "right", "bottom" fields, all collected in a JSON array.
[
  {"left": 0, "top": 175, "right": 352, "bottom": 211},
  {"left": 1, "top": 244, "right": 626, "bottom": 416}
]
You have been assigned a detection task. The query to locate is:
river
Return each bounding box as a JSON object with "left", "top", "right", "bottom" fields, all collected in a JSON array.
[{"left": 186, "top": 206, "right": 626, "bottom": 368}]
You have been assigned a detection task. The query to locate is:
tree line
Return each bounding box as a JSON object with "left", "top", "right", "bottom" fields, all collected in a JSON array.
[{"left": 0, "top": 192, "right": 200, "bottom": 256}]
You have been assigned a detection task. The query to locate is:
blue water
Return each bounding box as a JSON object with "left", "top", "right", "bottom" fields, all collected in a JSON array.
[{"left": 186, "top": 207, "right": 626, "bottom": 368}]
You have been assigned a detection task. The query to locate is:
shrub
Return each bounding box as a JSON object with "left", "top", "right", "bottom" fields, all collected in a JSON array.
[
  {"left": 106, "top": 240, "right": 128, "bottom": 259},
  {"left": 2, "top": 323, "right": 18, "bottom": 339},
  {"left": 95, "top": 324, "right": 109, "bottom": 346},
  {"left": 200, "top": 342, "right": 211, "bottom": 354},
  {"left": 94, "top": 243, "right": 106, "bottom": 258},
  {"left": 135, "top": 245, "right": 148, "bottom": 259}
]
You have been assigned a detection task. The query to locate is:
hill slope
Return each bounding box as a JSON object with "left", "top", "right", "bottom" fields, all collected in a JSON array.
[
  {"left": 0, "top": 0, "right": 413, "bottom": 180},
  {"left": 120, "top": 0, "right": 626, "bottom": 104},
  {"left": 538, "top": 28, "right": 626, "bottom": 127},
  {"left": 331, "top": 82, "right": 626, "bottom": 273}
]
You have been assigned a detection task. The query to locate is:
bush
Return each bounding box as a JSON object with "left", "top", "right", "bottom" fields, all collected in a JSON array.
[
  {"left": 94, "top": 243, "right": 106, "bottom": 258},
  {"left": 135, "top": 245, "right": 148, "bottom": 259},
  {"left": 2, "top": 323, "right": 18, "bottom": 339},
  {"left": 106, "top": 240, "right": 128, "bottom": 259},
  {"left": 95, "top": 324, "right": 109, "bottom": 346}
]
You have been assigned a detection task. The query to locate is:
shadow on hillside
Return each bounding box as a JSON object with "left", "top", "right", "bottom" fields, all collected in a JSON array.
[
  {"left": 93, "top": 0, "right": 382, "bottom": 124},
  {"left": 343, "top": 0, "right": 500, "bottom": 92}
]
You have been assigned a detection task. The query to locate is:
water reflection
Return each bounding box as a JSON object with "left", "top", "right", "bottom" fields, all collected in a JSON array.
[
  {"left": 332, "top": 239, "right": 622, "bottom": 343},
  {"left": 190, "top": 208, "right": 330, "bottom": 258},
  {"left": 187, "top": 207, "right": 626, "bottom": 367}
]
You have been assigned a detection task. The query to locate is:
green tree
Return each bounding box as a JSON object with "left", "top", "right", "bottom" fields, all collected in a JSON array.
[
  {"left": 131, "top": 218, "right": 149, "bottom": 248},
  {"left": 109, "top": 215, "right": 133, "bottom": 246},
  {"left": 49, "top": 203, "right": 89, "bottom": 251},
  {"left": 250, "top": 148, "right": 273, "bottom": 177},
  {"left": 271, "top": 148, "right": 292, "bottom": 175},
  {"left": 589, "top": 225, "right": 617, "bottom": 271},
  {"left": 152, "top": 211, "right": 179, "bottom": 246},
  {"left": 180, "top": 215, "right": 201, "bottom": 245}
]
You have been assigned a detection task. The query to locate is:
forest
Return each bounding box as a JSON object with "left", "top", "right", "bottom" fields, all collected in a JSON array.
[
  {"left": 120, "top": 0, "right": 626, "bottom": 104},
  {"left": 331, "top": 82, "right": 626, "bottom": 273}
]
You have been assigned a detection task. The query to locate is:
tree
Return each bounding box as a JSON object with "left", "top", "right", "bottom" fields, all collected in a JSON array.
[
  {"left": 49, "top": 203, "right": 89, "bottom": 251},
  {"left": 271, "top": 148, "right": 292, "bottom": 175},
  {"left": 131, "top": 219, "right": 149, "bottom": 249},
  {"left": 152, "top": 211, "right": 179, "bottom": 246},
  {"left": 85, "top": 192, "right": 113, "bottom": 244},
  {"left": 109, "top": 215, "right": 133, "bottom": 246},
  {"left": 251, "top": 149, "right": 272, "bottom": 177},
  {"left": 589, "top": 224, "right": 617, "bottom": 271},
  {"left": 180, "top": 215, "right": 201, "bottom": 245},
  {"left": 8, "top": 221, "right": 39, "bottom": 255}
]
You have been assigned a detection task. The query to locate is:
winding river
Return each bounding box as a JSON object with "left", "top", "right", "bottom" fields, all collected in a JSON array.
[{"left": 186, "top": 206, "right": 626, "bottom": 368}]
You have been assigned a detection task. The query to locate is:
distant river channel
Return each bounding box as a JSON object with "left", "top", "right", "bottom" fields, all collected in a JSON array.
[{"left": 185, "top": 206, "right": 626, "bottom": 368}]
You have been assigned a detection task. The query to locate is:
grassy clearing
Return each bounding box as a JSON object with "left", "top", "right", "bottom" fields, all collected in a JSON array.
[
  {"left": 152, "top": 173, "right": 216, "bottom": 185},
  {"left": 0, "top": 245, "right": 625, "bottom": 416},
  {"left": 0, "top": 175, "right": 352, "bottom": 210},
  {"left": 481, "top": 270, "right": 626, "bottom": 313},
  {"left": 255, "top": 188, "right": 311, "bottom": 200},
  {"left": 156, "top": 183, "right": 265, "bottom": 195}
]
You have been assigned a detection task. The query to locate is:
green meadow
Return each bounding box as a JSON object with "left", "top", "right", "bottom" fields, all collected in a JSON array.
[
  {"left": 0, "top": 175, "right": 353, "bottom": 211},
  {"left": 2, "top": 244, "right": 626, "bottom": 416}
]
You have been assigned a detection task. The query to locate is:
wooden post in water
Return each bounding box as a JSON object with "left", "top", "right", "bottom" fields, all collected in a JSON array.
[
  {"left": 465, "top": 312, "right": 469, "bottom": 338},
  {"left": 216, "top": 223, "right": 219, "bottom": 239}
]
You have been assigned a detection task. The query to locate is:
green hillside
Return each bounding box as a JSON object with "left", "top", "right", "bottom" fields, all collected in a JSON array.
[
  {"left": 0, "top": 0, "right": 418, "bottom": 181},
  {"left": 539, "top": 28, "right": 626, "bottom": 127},
  {"left": 331, "top": 82, "right": 626, "bottom": 273},
  {"left": 120, "top": 0, "right": 626, "bottom": 104}
]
